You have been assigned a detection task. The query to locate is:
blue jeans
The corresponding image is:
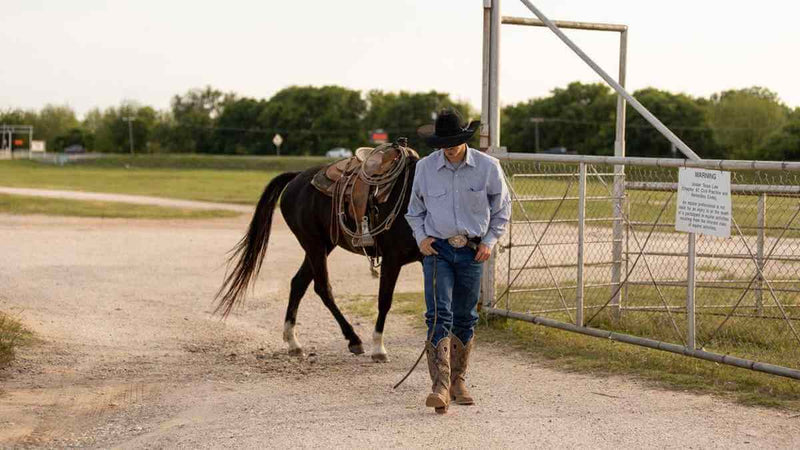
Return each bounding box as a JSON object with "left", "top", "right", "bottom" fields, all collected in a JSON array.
[{"left": 423, "top": 239, "right": 483, "bottom": 346}]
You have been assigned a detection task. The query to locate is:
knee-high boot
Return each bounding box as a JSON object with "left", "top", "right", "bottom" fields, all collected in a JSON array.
[
  {"left": 450, "top": 336, "right": 474, "bottom": 405},
  {"left": 425, "top": 336, "right": 451, "bottom": 414}
]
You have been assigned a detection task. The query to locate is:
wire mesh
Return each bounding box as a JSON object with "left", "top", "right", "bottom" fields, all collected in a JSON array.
[{"left": 495, "top": 157, "right": 800, "bottom": 374}]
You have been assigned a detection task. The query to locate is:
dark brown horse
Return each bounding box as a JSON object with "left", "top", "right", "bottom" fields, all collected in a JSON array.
[{"left": 215, "top": 145, "right": 422, "bottom": 362}]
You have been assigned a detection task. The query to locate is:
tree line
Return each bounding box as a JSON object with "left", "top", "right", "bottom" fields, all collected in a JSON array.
[{"left": 2, "top": 83, "right": 798, "bottom": 160}]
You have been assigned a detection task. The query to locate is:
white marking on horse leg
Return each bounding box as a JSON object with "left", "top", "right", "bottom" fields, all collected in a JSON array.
[
  {"left": 283, "top": 321, "right": 302, "bottom": 354},
  {"left": 371, "top": 331, "right": 389, "bottom": 362}
]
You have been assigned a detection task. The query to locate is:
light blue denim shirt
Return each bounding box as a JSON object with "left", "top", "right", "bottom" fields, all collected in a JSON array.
[{"left": 405, "top": 147, "right": 511, "bottom": 249}]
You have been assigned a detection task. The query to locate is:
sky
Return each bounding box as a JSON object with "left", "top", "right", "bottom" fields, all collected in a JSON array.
[{"left": 2, "top": 0, "right": 799, "bottom": 118}]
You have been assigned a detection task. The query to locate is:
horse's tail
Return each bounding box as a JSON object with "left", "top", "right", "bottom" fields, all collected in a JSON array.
[{"left": 215, "top": 171, "right": 300, "bottom": 317}]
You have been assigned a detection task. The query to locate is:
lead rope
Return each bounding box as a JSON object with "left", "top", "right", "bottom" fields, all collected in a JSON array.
[{"left": 393, "top": 254, "right": 437, "bottom": 389}]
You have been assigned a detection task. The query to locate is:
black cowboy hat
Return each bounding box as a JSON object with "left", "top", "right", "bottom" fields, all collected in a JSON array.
[{"left": 417, "top": 109, "right": 480, "bottom": 149}]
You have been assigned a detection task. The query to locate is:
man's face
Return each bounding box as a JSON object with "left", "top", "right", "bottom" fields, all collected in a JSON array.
[{"left": 442, "top": 143, "right": 467, "bottom": 161}]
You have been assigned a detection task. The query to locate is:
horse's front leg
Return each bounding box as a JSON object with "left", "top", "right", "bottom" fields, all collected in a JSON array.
[{"left": 372, "top": 260, "right": 402, "bottom": 362}]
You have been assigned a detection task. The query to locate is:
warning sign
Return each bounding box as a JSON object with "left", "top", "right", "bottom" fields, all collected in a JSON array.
[{"left": 675, "top": 168, "right": 732, "bottom": 238}]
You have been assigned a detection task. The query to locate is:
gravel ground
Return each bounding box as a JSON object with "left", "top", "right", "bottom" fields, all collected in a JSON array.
[{"left": 1, "top": 212, "right": 799, "bottom": 449}]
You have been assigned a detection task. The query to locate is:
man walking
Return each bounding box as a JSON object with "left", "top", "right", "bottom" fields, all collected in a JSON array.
[{"left": 405, "top": 109, "right": 511, "bottom": 414}]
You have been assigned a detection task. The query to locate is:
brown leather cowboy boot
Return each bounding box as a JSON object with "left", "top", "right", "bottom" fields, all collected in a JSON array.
[
  {"left": 425, "top": 336, "right": 451, "bottom": 414},
  {"left": 450, "top": 336, "right": 474, "bottom": 405}
]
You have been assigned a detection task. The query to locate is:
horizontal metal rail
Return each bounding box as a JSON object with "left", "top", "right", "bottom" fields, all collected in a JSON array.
[
  {"left": 621, "top": 304, "right": 800, "bottom": 311},
  {"left": 512, "top": 172, "right": 616, "bottom": 178},
  {"left": 508, "top": 282, "right": 618, "bottom": 294},
  {"left": 623, "top": 251, "right": 800, "bottom": 262},
  {"left": 624, "top": 221, "right": 800, "bottom": 232},
  {"left": 625, "top": 281, "right": 800, "bottom": 292},
  {"left": 510, "top": 260, "right": 622, "bottom": 271},
  {"left": 627, "top": 181, "right": 800, "bottom": 195},
  {"left": 503, "top": 152, "right": 800, "bottom": 172},
  {"left": 524, "top": 304, "right": 610, "bottom": 314},
  {"left": 616, "top": 306, "right": 800, "bottom": 322},
  {"left": 627, "top": 278, "right": 799, "bottom": 285},
  {"left": 515, "top": 195, "right": 623, "bottom": 202},
  {"left": 512, "top": 217, "right": 620, "bottom": 225},
  {"left": 505, "top": 238, "right": 622, "bottom": 248},
  {"left": 483, "top": 306, "right": 800, "bottom": 380},
  {"left": 501, "top": 16, "right": 628, "bottom": 32}
]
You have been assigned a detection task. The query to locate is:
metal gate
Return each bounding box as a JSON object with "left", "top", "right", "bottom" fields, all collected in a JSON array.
[
  {"left": 487, "top": 154, "right": 800, "bottom": 379},
  {"left": 479, "top": 1, "right": 800, "bottom": 379}
]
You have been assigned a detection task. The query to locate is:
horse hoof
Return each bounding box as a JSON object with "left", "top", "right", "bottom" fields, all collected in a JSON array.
[
  {"left": 348, "top": 343, "right": 365, "bottom": 355},
  {"left": 288, "top": 348, "right": 304, "bottom": 357},
  {"left": 371, "top": 353, "right": 389, "bottom": 363}
]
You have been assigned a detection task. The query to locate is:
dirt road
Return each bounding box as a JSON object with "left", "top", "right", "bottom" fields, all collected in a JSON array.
[{"left": 1, "top": 212, "right": 799, "bottom": 448}]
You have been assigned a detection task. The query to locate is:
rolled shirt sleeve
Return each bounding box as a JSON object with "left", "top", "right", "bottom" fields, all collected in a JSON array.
[
  {"left": 404, "top": 163, "right": 429, "bottom": 247},
  {"left": 480, "top": 160, "right": 511, "bottom": 249}
]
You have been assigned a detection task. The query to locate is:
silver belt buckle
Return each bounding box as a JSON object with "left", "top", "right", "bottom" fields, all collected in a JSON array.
[{"left": 447, "top": 235, "right": 468, "bottom": 248}]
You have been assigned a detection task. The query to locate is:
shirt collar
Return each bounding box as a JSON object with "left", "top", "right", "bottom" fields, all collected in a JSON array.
[{"left": 435, "top": 146, "right": 476, "bottom": 171}]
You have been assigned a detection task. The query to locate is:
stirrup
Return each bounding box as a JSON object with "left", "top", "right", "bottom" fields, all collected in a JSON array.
[{"left": 352, "top": 217, "right": 375, "bottom": 247}]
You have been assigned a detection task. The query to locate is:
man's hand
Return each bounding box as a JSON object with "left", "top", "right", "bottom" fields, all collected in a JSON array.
[
  {"left": 474, "top": 243, "right": 491, "bottom": 262},
  {"left": 419, "top": 237, "right": 438, "bottom": 256}
]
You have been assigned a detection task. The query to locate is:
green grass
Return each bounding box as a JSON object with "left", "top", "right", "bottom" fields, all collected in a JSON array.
[
  {"left": 66, "top": 154, "right": 332, "bottom": 171},
  {"left": 0, "top": 155, "right": 331, "bottom": 205},
  {"left": 0, "top": 160, "right": 281, "bottom": 204},
  {"left": 0, "top": 312, "right": 33, "bottom": 370},
  {"left": 343, "top": 291, "right": 800, "bottom": 410},
  {"left": 0, "top": 194, "right": 240, "bottom": 219}
]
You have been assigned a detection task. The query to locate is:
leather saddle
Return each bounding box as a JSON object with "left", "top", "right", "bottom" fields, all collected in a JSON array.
[{"left": 312, "top": 142, "right": 419, "bottom": 246}]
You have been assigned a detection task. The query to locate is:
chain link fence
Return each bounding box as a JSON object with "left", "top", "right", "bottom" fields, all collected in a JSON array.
[{"left": 487, "top": 154, "right": 800, "bottom": 379}]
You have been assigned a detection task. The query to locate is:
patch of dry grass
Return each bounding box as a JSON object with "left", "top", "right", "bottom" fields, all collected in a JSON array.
[{"left": 0, "top": 312, "right": 33, "bottom": 370}]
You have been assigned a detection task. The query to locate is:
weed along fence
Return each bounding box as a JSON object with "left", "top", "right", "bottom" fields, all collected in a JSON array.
[{"left": 485, "top": 153, "right": 800, "bottom": 379}]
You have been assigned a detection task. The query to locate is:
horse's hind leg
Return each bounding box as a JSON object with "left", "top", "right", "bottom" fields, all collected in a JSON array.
[
  {"left": 307, "top": 247, "right": 364, "bottom": 355},
  {"left": 284, "top": 257, "right": 314, "bottom": 356}
]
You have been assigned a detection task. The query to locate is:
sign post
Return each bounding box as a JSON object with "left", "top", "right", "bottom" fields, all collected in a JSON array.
[{"left": 272, "top": 134, "right": 283, "bottom": 156}]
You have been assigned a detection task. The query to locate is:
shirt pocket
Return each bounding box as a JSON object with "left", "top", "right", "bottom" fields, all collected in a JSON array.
[
  {"left": 465, "top": 187, "right": 489, "bottom": 214},
  {"left": 425, "top": 188, "right": 448, "bottom": 208}
]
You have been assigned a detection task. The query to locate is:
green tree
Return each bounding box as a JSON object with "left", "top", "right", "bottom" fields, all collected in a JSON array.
[
  {"left": 708, "top": 87, "right": 789, "bottom": 159},
  {"left": 36, "top": 104, "right": 80, "bottom": 151},
  {"left": 82, "top": 103, "right": 158, "bottom": 153},
  {"left": 213, "top": 96, "right": 269, "bottom": 154},
  {"left": 626, "top": 88, "right": 721, "bottom": 158},
  {"left": 149, "top": 110, "right": 178, "bottom": 153},
  {"left": 760, "top": 108, "right": 800, "bottom": 161},
  {"left": 82, "top": 108, "right": 110, "bottom": 151},
  {"left": 171, "top": 86, "right": 231, "bottom": 153},
  {"left": 362, "top": 90, "right": 476, "bottom": 153},
  {"left": 259, "top": 85, "right": 366, "bottom": 155},
  {"left": 502, "top": 82, "right": 616, "bottom": 155}
]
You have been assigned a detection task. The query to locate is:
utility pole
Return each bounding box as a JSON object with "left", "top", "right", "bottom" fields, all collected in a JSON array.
[
  {"left": 122, "top": 116, "right": 136, "bottom": 154},
  {"left": 531, "top": 117, "right": 545, "bottom": 151}
]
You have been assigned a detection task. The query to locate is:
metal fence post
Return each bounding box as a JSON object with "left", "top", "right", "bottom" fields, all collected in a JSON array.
[
  {"left": 756, "top": 193, "right": 766, "bottom": 316},
  {"left": 577, "top": 163, "right": 586, "bottom": 326},
  {"left": 687, "top": 232, "right": 697, "bottom": 349},
  {"left": 480, "top": 0, "right": 501, "bottom": 309},
  {"left": 507, "top": 177, "right": 513, "bottom": 311},
  {"left": 611, "top": 28, "right": 628, "bottom": 322}
]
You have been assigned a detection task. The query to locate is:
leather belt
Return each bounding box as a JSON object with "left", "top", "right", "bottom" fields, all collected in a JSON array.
[{"left": 446, "top": 235, "right": 481, "bottom": 250}]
